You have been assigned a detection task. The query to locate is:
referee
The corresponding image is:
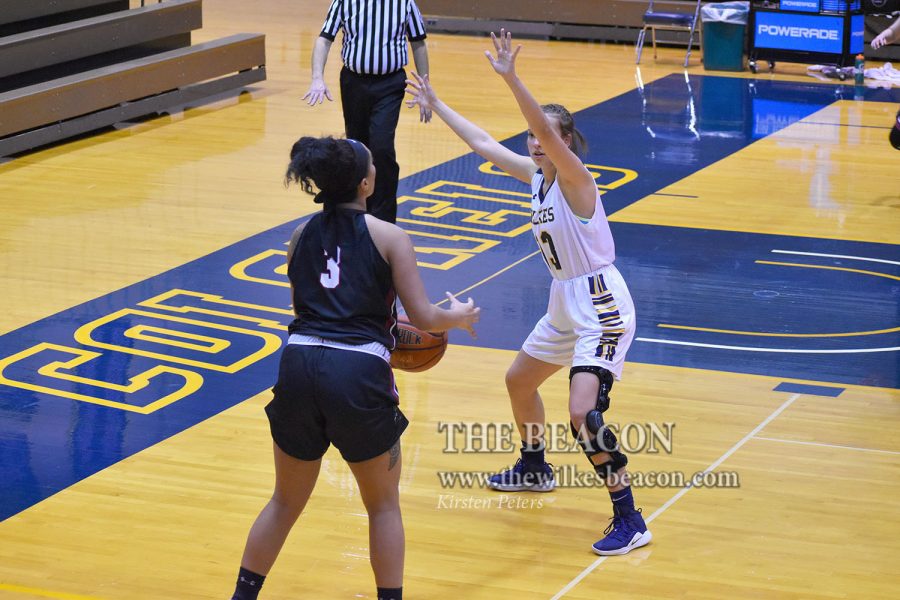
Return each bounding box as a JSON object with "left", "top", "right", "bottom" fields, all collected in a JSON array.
[{"left": 304, "top": 0, "right": 431, "bottom": 224}]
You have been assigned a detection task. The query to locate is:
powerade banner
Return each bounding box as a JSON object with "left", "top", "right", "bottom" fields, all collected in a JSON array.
[
  {"left": 850, "top": 14, "right": 864, "bottom": 54},
  {"left": 751, "top": 98, "right": 822, "bottom": 138},
  {"left": 821, "top": 0, "right": 861, "bottom": 11},
  {"left": 755, "top": 12, "right": 844, "bottom": 53},
  {"left": 780, "top": 0, "right": 820, "bottom": 12}
]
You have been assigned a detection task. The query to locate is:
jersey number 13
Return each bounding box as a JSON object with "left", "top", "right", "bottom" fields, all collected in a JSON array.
[{"left": 539, "top": 232, "right": 562, "bottom": 271}]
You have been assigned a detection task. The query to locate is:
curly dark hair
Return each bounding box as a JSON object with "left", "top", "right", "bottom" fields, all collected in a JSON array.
[{"left": 285, "top": 136, "right": 360, "bottom": 205}]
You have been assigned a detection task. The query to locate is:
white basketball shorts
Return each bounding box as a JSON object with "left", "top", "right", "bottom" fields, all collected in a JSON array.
[{"left": 522, "top": 264, "right": 635, "bottom": 379}]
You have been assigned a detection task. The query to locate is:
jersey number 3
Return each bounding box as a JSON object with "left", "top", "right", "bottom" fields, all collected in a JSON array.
[
  {"left": 320, "top": 247, "right": 341, "bottom": 288},
  {"left": 539, "top": 232, "right": 562, "bottom": 270}
]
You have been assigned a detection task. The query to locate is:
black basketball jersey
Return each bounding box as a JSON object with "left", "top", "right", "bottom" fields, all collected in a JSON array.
[{"left": 288, "top": 208, "right": 397, "bottom": 349}]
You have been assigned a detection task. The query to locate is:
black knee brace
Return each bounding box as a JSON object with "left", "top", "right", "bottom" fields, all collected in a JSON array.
[
  {"left": 570, "top": 421, "right": 628, "bottom": 481},
  {"left": 569, "top": 366, "right": 614, "bottom": 435}
]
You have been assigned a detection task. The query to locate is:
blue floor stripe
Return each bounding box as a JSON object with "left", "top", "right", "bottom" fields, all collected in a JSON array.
[{"left": 774, "top": 382, "right": 845, "bottom": 397}]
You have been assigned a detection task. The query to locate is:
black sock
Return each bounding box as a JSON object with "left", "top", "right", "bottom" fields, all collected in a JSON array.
[
  {"left": 377, "top": 586, "right": 403, "bottom": 600},
  {"left": 232, "top": 567, "right": 265, "bottom": 600},
  {"left": 609, "top": 486, "right": 636, "bottom": 514},
  {"left": 521, "top": 440, "right": 545, "bottom": 469}
]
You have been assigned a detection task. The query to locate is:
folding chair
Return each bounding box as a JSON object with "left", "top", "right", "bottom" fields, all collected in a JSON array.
[{"left": 635, "top": 0, "right": 704, "bottom": 68}]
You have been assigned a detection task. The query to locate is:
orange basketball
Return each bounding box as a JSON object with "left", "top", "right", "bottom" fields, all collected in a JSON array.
[{"left": 390, "top": 318, "right": 448, "bottom": 372}]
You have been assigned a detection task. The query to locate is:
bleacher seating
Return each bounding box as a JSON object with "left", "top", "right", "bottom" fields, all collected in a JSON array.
[{"left": 0, "top": 0, "right": 265, "bottom": 157}]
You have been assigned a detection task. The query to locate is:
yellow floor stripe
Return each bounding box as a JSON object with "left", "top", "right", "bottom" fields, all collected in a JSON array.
[
  {"left": 658, "top": 324, "right": 900, "bottom": 338},
  {"left": 756, "top": 260, "right": 900, "bottom": 282},
  {"left": 435, "top": 250, "right": 541, "bottom": 306},
  {"left": 0, "top": 584, "right": 104, "bottom": 600}
]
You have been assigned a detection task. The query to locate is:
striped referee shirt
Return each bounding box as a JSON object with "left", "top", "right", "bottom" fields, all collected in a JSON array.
[{"left": 320, "top": 0, "right": 427, "bottom": 75}]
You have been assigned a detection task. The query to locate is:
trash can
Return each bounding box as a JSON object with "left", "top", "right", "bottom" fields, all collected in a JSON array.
[{"left": 701, "top": 1, "right": 749, "bottom": 71}]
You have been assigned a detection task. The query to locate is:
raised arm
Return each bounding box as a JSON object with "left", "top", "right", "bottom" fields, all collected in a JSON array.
[
  {"left": 486, "top": 30, "right": 597, "bottom": 218},
  {"left": 406, "top": 72, "right": 537, "bottom": 184}
]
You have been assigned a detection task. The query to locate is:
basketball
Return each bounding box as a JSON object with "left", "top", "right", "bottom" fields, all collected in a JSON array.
[{"left": 390, "top": 318, "right": 448, "bottom": 372}]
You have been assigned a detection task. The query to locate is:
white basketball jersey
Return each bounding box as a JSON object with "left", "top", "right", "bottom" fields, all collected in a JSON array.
[{"left": 530, "top": 172, "right": 615, "bottom": 280}]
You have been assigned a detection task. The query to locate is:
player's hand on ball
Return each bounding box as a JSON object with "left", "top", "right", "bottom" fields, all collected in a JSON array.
[{"left": 446, "top": 291, "right": 480, "bottom": 338}]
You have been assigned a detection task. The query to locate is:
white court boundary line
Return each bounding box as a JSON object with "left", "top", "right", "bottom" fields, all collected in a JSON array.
[
  {"left": 550, "top": 393, "right": 802, "bottom": 600},
  {"left": 637, "top": 248, "right": 900, "bottom": 355},
  {"left": 753, "top": 436, "right": 900, "bottom": 455},
  {"left": 770, "top": 250, "right": 900, "bottom": 267},
  {"left": 635, "top": 338, "right": 900, "bottom": 354}
]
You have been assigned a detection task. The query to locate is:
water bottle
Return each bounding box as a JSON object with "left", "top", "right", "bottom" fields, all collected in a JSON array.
[{"left": 854, "top": 54, "right": 865, "bottom": 85}]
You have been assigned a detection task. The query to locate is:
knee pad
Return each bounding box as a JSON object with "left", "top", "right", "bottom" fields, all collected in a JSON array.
[
  {"left": 569, "top": 366, "right": 614, "bottom": 435},
  {"left": 570, "top": 421, "right": 628, "bottom": 481}
]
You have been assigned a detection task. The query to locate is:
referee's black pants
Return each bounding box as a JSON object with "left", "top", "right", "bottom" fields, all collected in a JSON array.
[{"left": 340, "top": 67, "right": 406, "bottom": 224}]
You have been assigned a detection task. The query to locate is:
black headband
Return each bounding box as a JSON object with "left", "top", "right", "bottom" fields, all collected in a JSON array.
[
  {"left": 314, "top": 139, "right": 370, "bottom": 206},
  {"left": 345, "top": 138, "right": 370, "bottom": 184}
]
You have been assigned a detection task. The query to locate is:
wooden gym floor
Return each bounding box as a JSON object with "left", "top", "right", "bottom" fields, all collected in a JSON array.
[{"left": 0, "top": 0, "right": 897, "bottom": 598}]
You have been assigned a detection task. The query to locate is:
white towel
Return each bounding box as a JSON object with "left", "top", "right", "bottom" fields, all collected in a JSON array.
[{"left": 863, "top": 62, "right": 900, "bottom": 84}]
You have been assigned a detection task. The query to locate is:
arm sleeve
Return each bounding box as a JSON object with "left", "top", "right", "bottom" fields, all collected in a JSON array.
[
  {"left": 406, "top": 0, "right": 427, "bottom": 42},
  {"left": 320, "top": 0, "right": 343, "bottom": 41}
]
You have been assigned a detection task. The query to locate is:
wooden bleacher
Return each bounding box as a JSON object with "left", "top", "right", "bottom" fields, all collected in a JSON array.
[
  {"left": 0, "top": 0, "right": 131, "bottom": 35},
  {"left": 0, "top": 0, "right": 265, "bottom": 157}
]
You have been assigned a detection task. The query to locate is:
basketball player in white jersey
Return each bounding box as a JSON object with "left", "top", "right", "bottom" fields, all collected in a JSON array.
[{"left": 406, "top": 30, "right": 651, "bottom": 555}]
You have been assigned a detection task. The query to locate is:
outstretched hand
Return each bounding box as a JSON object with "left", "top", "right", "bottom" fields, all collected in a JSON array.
[
  {"left": 484, "top": 29, "right": 521, "bottom": 79},
  {"left": 445, "top": 291, "right": 480, "bottom": 338},
  {"left": 405, "top": 72, "right": 438, "bottom": 119}
]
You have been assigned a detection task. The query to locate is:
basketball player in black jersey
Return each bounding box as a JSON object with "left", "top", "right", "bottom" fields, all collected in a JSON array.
[{"left": 229, "top": 136, "right": 480, "bottom": 600}]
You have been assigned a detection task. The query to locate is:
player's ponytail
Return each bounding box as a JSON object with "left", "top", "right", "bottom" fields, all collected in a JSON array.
[
  {"left": 541, "top": 104, "right": 588, "bottom": 158},
  {"left": 285, "top": 136, "right": 370, "bottom": 208}
]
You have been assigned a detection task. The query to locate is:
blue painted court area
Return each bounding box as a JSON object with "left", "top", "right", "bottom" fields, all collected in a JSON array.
[
  {"left": 475, "top": 224, "right": 899, "bottom": 388},
  {"left": 774, "top": 382, "right": 844, "bottom": 397},
  {"left": 1, "top": 75, "right": 898, "bottom": 520}
]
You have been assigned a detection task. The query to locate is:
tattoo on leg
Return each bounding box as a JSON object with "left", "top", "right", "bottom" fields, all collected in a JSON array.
[{"left": 388, "top": 441, "right": 400, "bottom": 470}]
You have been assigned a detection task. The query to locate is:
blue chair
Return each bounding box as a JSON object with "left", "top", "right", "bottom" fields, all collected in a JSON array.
[{"left": 636, "top": 0, "right": 704, "bottom": 68}]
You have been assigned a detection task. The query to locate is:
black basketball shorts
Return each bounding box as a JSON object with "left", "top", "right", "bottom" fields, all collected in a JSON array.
[{"left": 265, "top": 343, "right": 408, "bottom": 463}]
